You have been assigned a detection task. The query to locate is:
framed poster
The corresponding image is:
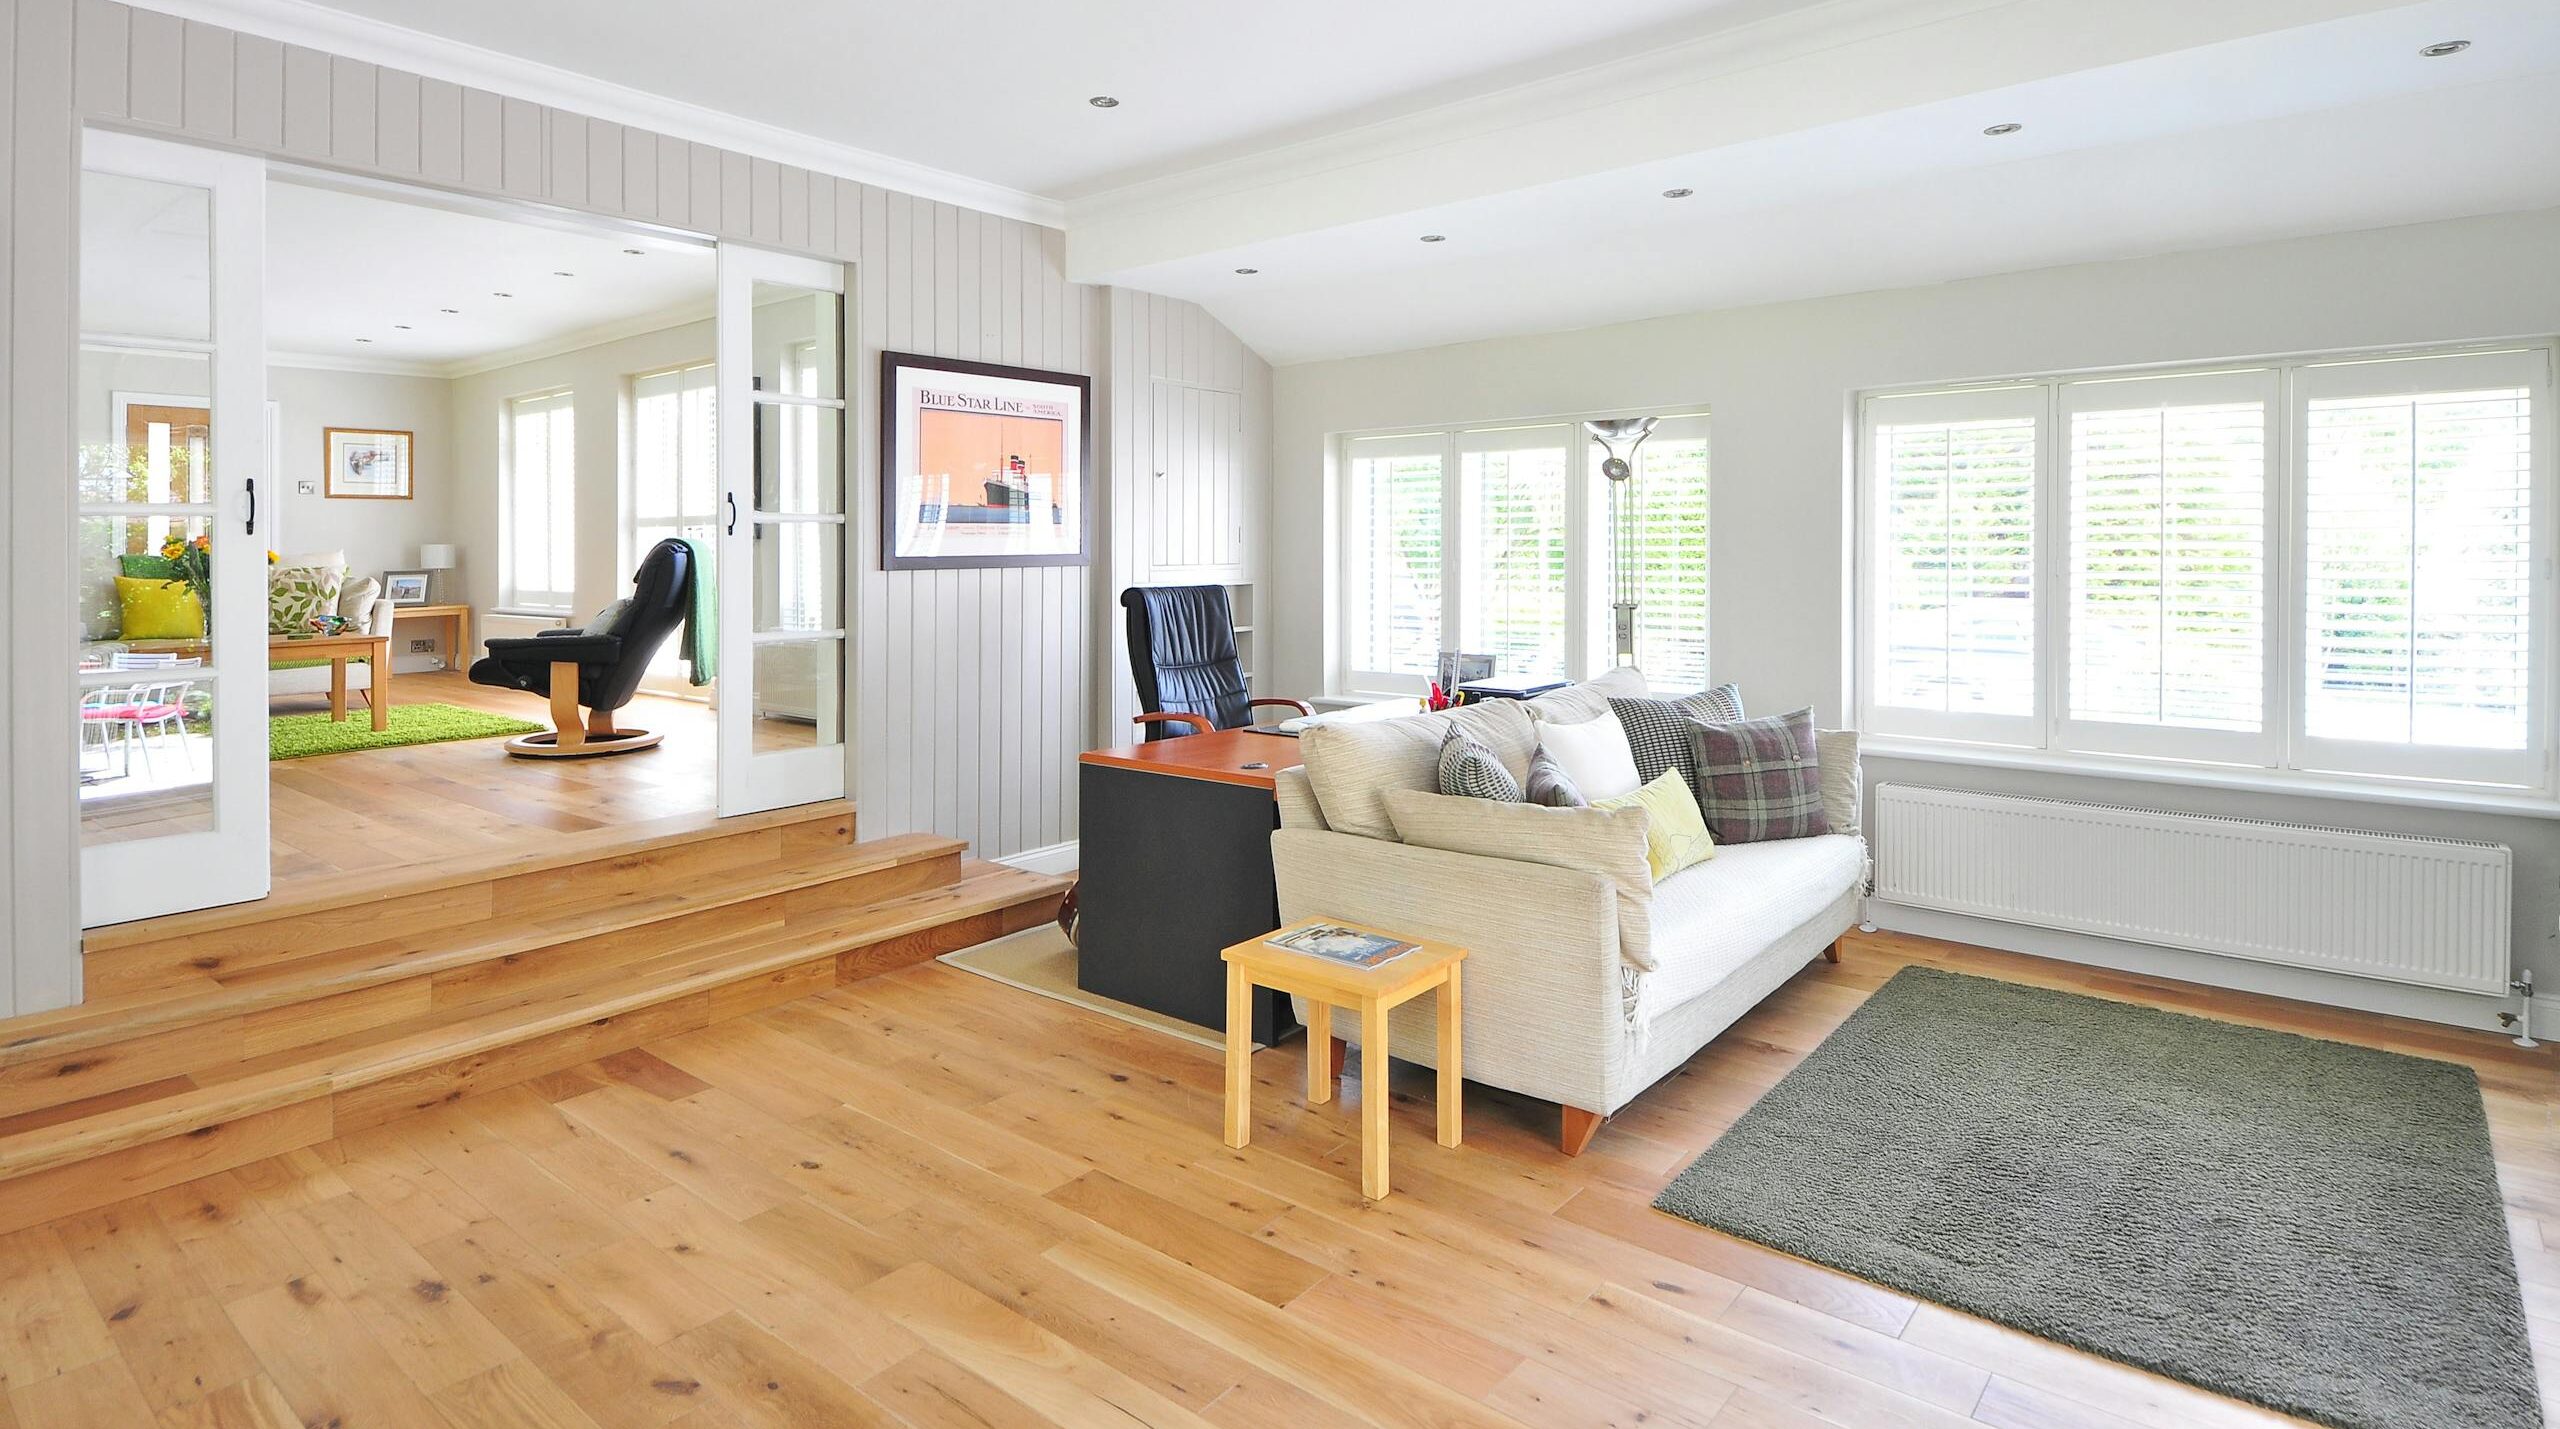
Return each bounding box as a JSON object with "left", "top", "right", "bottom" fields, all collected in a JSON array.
[
  {"left": 881, "top": 351, "right": 1089, "bottom": 569},
  {"left": 323, "top": 427, "right": 413, "bottom": 500}
]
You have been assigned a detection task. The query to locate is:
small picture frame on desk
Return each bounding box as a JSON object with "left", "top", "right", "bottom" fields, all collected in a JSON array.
[
  {"left": 382, "top": 570, "right": 431, "bottom": 606},
  {"left": 1436, "top": 651, "right": 1496, "bottom": 693}
]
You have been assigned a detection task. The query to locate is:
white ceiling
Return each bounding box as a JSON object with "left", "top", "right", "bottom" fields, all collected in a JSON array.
[{"left": 143, "top": 0, "right": 2560, "bottom": 366}]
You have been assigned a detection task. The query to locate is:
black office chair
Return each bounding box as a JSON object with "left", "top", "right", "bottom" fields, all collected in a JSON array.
[
  {"left": 1120, "top": 585, "right": 1312, "bottom": 740},
  {"left": 469, "top": 538, "right": 695, "bottom": 758}
]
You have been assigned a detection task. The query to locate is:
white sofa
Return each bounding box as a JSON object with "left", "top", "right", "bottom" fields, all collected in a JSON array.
[
  {"left": 270, "top": 582, "right": 397, "bottom": 701},
  {"left": 1271, "top": 667, "right": 1867, "bottom": 1154}
]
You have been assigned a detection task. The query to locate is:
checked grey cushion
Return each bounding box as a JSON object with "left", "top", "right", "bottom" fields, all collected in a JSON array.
[
  {"left": 1438, "top": 726, "right": 1524, "bottom": 801},
  {"left": 1607, "top": 683, "right": 1745, "bottom": 793},
  {"left": 1686, "top": 706, "right": 1829, "bottom": 843},
  {"left": 1524, "top": 744, "right": 1588, "bottom": 807}
]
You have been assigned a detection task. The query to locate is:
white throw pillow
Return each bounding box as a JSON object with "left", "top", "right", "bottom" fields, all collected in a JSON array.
[{"left": 1532, "top": 709, "right": 1642, "bottom": 801}]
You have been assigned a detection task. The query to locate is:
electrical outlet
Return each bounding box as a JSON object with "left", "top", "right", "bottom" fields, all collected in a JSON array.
[
  {"left": 296, "top": 480, "right": 317, "bottom": 496},
  {"left": 409, "top": 639, "right": 435, "bottom": 654}
]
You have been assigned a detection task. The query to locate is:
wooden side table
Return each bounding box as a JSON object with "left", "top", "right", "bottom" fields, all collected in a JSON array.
[
  {"left": 391, "top": 603, "right": 473, "bottom": 672},
  {"left": 1221, "top": 920, "right": 1466, "bottom": 1199}
]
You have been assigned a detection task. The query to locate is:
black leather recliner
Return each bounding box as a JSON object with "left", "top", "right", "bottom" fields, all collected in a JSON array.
[
  {"left": 1120, "top": 584, "right": 1312, "bottom": 740},
  {"left": 469, "top": 538, "right": 695, "bottom": 758}
]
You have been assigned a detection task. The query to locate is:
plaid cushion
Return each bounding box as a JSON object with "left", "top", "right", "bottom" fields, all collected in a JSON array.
[
  {"left": 1524, "top": 744, "right": 1587, "bottom": 808},
  {"left": 1685, "top": 707, "right": 1829, "bottom": 843},
  {"left": 1438, "top": 727, "right": 1523, "bottom": 801},
  {"left": 1607, "top": 683, "right": 1746, "bottom": 792}
]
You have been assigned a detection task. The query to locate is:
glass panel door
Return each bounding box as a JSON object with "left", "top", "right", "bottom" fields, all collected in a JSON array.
[
  {"left": 77, "top": 131, "right": 269, "bottom": 926},
  {"left": 715, "top": 245, "right": 849, "bottom": 815}
]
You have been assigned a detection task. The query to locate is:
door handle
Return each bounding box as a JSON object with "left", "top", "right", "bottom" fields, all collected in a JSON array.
[
  {"left": 245, "top": 477, "right": 257, "bottom": 536},
  {"left": 726, "top": 492, "right": 739, "bottom": 536}
]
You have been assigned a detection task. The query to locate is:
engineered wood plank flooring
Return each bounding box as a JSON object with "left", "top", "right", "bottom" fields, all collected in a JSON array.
[{"left": 1, "top": 929, "right": 2551, "bottom": 1428}]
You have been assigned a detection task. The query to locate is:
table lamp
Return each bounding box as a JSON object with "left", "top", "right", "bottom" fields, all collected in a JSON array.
[{"left": 419, "top": 544, "right": 456, "bottom": 603}]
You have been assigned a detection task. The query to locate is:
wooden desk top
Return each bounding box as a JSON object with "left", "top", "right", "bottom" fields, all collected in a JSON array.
[{"left": 1079, "top": 726, "right": 1305, "bottom": 791}]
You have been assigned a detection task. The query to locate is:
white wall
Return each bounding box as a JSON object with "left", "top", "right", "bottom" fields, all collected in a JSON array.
[
  {"left": 268, "top": 364, "right": 455, "bottom": 666},
  {"left": 1270, "top": 205, "right": 2560, "bottom": 1024},
  {"left": 448, "top": 315, "right": 712, "bottom": 623}
]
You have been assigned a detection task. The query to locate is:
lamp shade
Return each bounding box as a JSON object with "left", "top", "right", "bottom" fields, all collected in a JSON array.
[{"left": 418, "top": 544, "right": 457, "bottom": 570}]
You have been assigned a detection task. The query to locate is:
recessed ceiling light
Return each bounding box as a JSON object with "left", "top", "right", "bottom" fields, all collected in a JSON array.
[
  {"left": 392, "top": 324, "right": 412, "bottom": 330},
  {"left": 440, "top": 307, "right": 459, "bottom": 314},
  {"left": 1661, "top": 187, "right": 1694, "bottom": 199},
  {"left": 623, "top": 247, "right": 645, "bottom": 256},
  {"left": 1088, "top": 95, "right": 1120, "bottom": 108},
  {"left": 553, "top": 270, "right": 575, "bottom": 278},
  {"left": 355, "top": 337, "right": 372, "bottom": 343},
  {"left": 2419, "top": 39, "right": 2471, "bottom": 57},
  {"left": 492, "top": 292, "right": 513, "bottom": 298},
  {"left": 1983, "top": 122, "right": 2023, "bottom": 136},
  {"left": 1234, "top": 267, "right": 1259, "bottom": 275},
  {"left": 1419, "top": 233, "right": 1447, "bottom": 243}
]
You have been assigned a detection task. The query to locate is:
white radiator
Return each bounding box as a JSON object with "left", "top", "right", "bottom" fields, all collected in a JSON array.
[{"left": 1873, "top": 785, "right": 2513, "bottom": 996}]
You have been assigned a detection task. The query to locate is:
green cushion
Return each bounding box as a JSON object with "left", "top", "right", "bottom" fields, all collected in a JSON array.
[{"left": 119, "top": 553, "right": 182, "bottom": 579}]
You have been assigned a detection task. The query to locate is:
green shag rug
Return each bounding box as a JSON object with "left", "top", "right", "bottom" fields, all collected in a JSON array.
[
  {"left": 270, "top": 702, "right": 543, "bottom": 760},
  {"left": 1653, "top": 966, "right": 2543, "bottom": 1429}
]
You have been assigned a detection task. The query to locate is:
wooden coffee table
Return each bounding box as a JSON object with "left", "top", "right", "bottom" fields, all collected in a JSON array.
[
  {"left": 273, "top": 632, "right": 391, "bottom": 730},
  {"left": 1221, "top": 919, "right": 1466, "bottom": 1199}
]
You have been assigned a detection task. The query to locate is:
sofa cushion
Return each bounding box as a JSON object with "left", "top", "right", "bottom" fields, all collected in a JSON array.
[
  {"left": 1607, "top": 684, "right": 1745, "bottom": 792},
  {"left": 1532, "top": 708, "right": 1641, "bottom": 800},
  {"left": 1646, "top": 833, "right": 1865, "bottom": 1012},
  {"left": 1524, "top": 744, "right": 1586, "bottom": 808},
  {"left": 1526, "top": 664, "right": 1647, "bottom": 723},
  {"left": 1299, "top": 698, "right": 1534, "bottom": 841},
  {"left": 1817, "top": 728, "right": 1861, "bottom": 836},
  {"left": 268, "top": 563, "right": 345, "bottom": 634},
  {"left": 1381, "top": 787, "right": 1657, "bottom": 970},
  {"left": 1594, "top": 768, "right": 1716, "bottom": 881},
  {"left": 1687, "top": 707, "right": 1828, "bottom": 843},
  {"left": 1437, "top": 727, "right": 1523, "bottom": 801}
]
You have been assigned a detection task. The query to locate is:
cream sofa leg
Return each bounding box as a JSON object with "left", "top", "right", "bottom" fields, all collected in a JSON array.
[
  {"left": 1823, "top": 938, "right": 1841, "bottom": 963},
  {"left": 1560, "top": 1106, "right": 1603, "bottom": 1157}
]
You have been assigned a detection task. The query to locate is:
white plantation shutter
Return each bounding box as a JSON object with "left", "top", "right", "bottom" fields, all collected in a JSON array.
[
  {"left": 1864, "top": 386, "right": 2042, "bottom": 743},
  {"left": 504, "top": 390, "right": 577, "bottom": 610},
  {"left": 2061, "top": 370, "right": 2276, "bottom": 761},
  {"left": 1458, "top": 425, "right": 1572, "bottom": 682},
  {"left": 2297, "top": 349, "right": 2549, "bottom": 786},
  {"left": 1345, "top": 433, "right": 1446, "bottom": 687},
  {"left": 631, "top": 363, "right": 717, "bottom": 688},
  {"left": 1610, "top": 416, "right": 1711, "bottom": 690}
]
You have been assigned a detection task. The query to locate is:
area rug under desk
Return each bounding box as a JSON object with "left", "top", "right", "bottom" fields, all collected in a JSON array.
[{"left": 1653, "top": 966, "right": 2542, "bottom": 1429}]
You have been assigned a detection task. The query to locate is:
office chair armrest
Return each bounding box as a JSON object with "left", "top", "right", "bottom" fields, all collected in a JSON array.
[
  {"left": 1132, "top": 711, "right": 1214, "bottom": 736},
  {"left": 1248, "top": 697, "right": 1315, "bottom": 718}
]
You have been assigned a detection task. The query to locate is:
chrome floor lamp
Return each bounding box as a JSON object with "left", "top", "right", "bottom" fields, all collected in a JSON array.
[{"left": 1584, "top": 417, "right": 1658, "bottom": 667}]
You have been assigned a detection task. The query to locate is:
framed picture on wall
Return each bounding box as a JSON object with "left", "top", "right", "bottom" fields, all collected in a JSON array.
[
  {"left": 881, "top": 351, "right": 1090, "bottom": 570},
  {"left": 324, "top": 427, "right": 413, "bottom": 500}
]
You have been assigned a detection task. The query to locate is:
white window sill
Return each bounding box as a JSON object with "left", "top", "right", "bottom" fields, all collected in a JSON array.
[
  {"left": 1858, "top": 735, "right": 2560, "bottom": 821},
  {"left": 492, "top": 606, "right": 574, "bottom": 620}
]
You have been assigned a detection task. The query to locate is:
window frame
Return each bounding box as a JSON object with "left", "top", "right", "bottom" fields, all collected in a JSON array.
[
  {"left": 500, "top": 386, "right": 578, "bottom": 614},
  {"left": 1333, "top": 408, "right": 1709, "bottom": 697},
  {"left": 1855, "top": 340, "right": 2558, "bottom": 798}
]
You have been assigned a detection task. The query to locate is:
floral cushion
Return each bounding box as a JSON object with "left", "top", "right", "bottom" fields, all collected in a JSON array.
[{"left": 269, "top": 563, "right": 344, "bottom": 634}]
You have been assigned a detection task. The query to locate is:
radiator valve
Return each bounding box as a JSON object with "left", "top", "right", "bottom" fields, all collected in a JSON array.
[{"left": 2503, "top": 969, "right": 2540, "bottom": 1049}]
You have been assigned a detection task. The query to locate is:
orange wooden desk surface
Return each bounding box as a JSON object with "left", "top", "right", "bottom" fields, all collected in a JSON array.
[{"left": 1078, "top": 727, "right": 1304, "bottom": 791}]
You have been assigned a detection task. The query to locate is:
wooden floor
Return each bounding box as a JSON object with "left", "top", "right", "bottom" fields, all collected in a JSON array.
[
  {"left": 264, "top": 672, "right": 720, "bottom": 888},
  {"left": 0, "top": 930, "right": 2550, "bottom": 1429}
]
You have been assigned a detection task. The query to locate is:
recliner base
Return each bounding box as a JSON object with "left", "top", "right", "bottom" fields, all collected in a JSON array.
[{"left": 503, "top": 728, "right": 663, "bottom": 760}]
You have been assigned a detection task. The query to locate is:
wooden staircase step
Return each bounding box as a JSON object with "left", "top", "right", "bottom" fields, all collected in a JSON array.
[
  {"left": 0, "top": 859, "right": 1068, "bottom": 1221},
  {"left": 0, "top": 833, "right": 965, "bottom": 1107}
]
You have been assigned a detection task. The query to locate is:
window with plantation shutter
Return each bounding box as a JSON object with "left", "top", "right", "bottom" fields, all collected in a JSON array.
[
  {"left": 1344, "top": 434, "right": 1445, "bottom": 686},
  {"left": 1603, "top": 416, "right": 1711, "bottom": 691},
  {"left": 2297, "top": 350, "right": 2546, "bottom": 786},
  {"left": 503, "top": 389, "right": 577, "bottom": 611},
  {"left": 1458, "top": 425, "right": 1572, "bottom": 683},
  {"left": 629, "top": 362, "right": 716, "bottom": 689},
  {"left": 1863, "top": 387, "right": 2041, "bottom": 743},
  {"left": 2061, "top": 370, "right": 2275, "bottom": 761}
]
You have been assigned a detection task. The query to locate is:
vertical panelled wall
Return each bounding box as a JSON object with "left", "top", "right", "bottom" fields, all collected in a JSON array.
[
  {"left": 0, "top": 0, "right": 1269, "bottom": 1009},
  {"left": 1099, "top": 289, "right": 1275, "bottom": 738}
]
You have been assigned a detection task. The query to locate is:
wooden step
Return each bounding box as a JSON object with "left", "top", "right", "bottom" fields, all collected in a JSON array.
[
  {"left": 0, "top": 857, "right": 1067, "bottom": 1234},
  {"left": 0, "top": 833, "right": 965, "bottom": 1122},
  {"left": 83, "top": 797, "right": 861, "bottom": 995}
]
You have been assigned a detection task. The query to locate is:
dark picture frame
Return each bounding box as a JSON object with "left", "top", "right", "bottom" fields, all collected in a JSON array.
[{"left": 881, "top": 351, "right": 1091, "bottom": 570}]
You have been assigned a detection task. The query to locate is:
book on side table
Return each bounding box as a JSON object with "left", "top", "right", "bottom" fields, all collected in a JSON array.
[{"left": 1264, "top": 923, "right": 1417, "bottom": 968}]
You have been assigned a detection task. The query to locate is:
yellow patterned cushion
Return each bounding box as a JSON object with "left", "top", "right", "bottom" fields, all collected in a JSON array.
[
  {"left": 1595, "top": 767, "right": 1716, "bottom": 881},
  {"left": 115, "top": 576, "right": 204, "bottom": 640}
]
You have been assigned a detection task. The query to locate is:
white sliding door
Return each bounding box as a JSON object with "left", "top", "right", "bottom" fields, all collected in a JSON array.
[
  {"left": 77, "top": 131, "right": 270, "bottom": 926},
  {"left": 715, "top": 244, "right": 850, "bottom": 815}
]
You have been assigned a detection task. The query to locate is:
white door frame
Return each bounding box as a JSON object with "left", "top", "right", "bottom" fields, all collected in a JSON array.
[{"left": 79, "top": 129, "right": 272, "bottom": 927}]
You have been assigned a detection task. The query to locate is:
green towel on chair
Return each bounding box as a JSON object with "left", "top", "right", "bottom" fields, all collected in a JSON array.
[{"left": 677, "top": 535, "right": 716, "bottom": 686}]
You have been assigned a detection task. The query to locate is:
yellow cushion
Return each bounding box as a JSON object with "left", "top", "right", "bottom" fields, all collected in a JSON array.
[
  {"left": 1595, "top": 768, "right": 1716, "bottom": 881},
  {"left": 116, "top": 576, "right": 205, "bottom": 640}
]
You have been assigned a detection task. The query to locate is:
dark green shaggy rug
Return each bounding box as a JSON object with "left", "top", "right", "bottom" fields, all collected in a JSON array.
[{"left": 1654, "top": 966, "right": 2542, "bottom": 1429}]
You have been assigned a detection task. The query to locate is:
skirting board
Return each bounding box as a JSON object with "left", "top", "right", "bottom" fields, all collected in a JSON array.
[
  {"left": 1871, "top": 900, "right": 2555, "bottom": 1039},
  {"left": 998, "top": 841, "right": 1080, "bottom": 877}
]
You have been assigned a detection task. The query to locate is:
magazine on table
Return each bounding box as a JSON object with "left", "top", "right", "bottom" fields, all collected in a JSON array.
[{"left": 1266, "top": 924, "right": 1417, "bottom": 968}]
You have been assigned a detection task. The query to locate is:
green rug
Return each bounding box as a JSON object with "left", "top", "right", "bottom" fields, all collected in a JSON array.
[
  {"left": 1654, "top": 966, "right": 2542, "bottom": 1429},
  {"left": 269, "top": 702, "right": 543, "bottom": 760}
]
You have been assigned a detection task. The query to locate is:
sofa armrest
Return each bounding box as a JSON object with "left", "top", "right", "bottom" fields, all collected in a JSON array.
[
  {"left": 363, "top": 597, "right": 396, "bottom": 637},
  {"left": 1270, "top": 827, "right": 1627, "bottom": 1114}
]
